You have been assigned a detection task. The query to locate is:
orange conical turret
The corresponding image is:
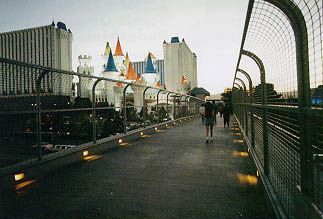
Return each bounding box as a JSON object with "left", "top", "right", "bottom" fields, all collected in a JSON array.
[
  {"left": 114, "top": 37, "right": 124, "bottom": 56},
  {"left": 126, "top": 62, "right": 137, "bottom": 80},
  {"left": 136, "top": 73, "right": 143, "bottom": 83},
  {"left": 115, "top": 82, "right": 123, "bottom": 88},
  {"left": 181, "top": 75, "right": 186, "bottom": 84},
  {"left": 156, "top": 81, "right": 162, "bottom": 88}
]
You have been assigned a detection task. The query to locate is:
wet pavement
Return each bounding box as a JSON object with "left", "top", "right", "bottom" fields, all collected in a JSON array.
[{"left": 1, "top": 116, "right": 276, "bottom": 218}]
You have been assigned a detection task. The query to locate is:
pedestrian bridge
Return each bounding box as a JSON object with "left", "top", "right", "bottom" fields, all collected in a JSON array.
[
  {"left": 1, "top": 116, "right": 277, "bottom": 218},
  {"left": 0, "top": 0, "right": 322, "bottom": 218}
]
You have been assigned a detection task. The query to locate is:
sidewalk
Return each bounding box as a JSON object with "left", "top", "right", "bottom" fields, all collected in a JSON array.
[{"left": 2, "top": 116, "right": 275, "bottom": 218}]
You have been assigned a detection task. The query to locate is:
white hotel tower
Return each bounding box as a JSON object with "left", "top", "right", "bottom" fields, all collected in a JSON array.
[
  {"left": 163, "top": 37, "right": 197, "bottom": 93},
  {"left": 0, "top": 21, "right": 73, "bottom": 97}
]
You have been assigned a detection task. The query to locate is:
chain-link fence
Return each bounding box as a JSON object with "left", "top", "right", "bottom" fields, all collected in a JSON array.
[
  {"left": 0, "top": 57, "right": 203, "bottom": 169},
  {"left": 233, "top": 0, "right": 322, "bottom": 218}
]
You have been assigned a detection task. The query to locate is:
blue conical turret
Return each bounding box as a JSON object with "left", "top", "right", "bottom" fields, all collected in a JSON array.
[
  {"left": 104, "top": 50, "right": 117, "bottom": 72},
  {"left": 144, "top": 53, "right": 156, "bottom": 74}
]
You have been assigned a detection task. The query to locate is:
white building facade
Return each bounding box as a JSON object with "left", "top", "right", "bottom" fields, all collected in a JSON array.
[
  {"left": 163, "top": 37, "right": 197, "bottom": 93},
  {"left": 76, "top": 55, "right": 94, "bottom": 99},
  {"left": 0, "top": 21, "right": 73, "bottom": 97}
]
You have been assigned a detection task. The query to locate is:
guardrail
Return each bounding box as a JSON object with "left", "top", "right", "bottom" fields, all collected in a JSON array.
[
  {"left": 0, "top": 57, "right": 204, "bottom": 169},
  {"left": 232, "top": 0, "right": 322, "bottom": 218}
]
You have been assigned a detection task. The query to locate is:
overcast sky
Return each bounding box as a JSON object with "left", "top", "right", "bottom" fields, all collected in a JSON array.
[{"left": 0, "top": 0, "right": 248, "bottom": 94}]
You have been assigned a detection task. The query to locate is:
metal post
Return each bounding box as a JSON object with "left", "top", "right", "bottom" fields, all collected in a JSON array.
[
  {"left": 242, "top": 50, "right": 269, "bottom": 175},
  {"left": 238, "top": 69, "right": 255, "bottom": 148},
  {"left": 92, "top": 79, "right": 103, "bottom": 144},
  {"left": 173, "top": 94, "right": 177, "bottom": 120},
  {"left": 166, "top": 92, "right": 172, "bottom": 120},
  {"left": 180, "top": 95, "right": 184, "bottom": 119},
  {"left": 36, "top": 70, "right": 49, "bottom": 161},
  {"left": 185, "top": 96, "right": 190, "bottom": 116},
  {"left": 235, "top": 77, "right": 247, "bottom": 136},
  {"left": 234, "top": 83, "right": 242, "bottom": 124},
  {"left": 123, "top": 84, "right": 131, "bottom": 134},
  {"left": 77, "top": 75, "right": 81, "bottom": 97},
  {"left": 264, "top": 0, "right": 313, "bottom": 197},
  {"left": 156, "top": 90, "right": 162, "bottom": 123},
  {"left": 143, "top": 87, "right": 150, "bottom": 128}
]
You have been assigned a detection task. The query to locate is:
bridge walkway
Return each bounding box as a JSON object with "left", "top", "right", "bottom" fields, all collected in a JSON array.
[{"left": 2, "top": 116, "right": 275, "bottom": 218}]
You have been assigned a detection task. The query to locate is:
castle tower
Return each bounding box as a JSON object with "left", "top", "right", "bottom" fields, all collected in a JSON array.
[
  {"left": 113, "top": 82, "right": 123, "bottom": 112},
  {"left": 103, "top": 49, "right": 119, "bottom": 105},
  {"left": 113, "top": 37, "right": 125, "bottom": 75},
  {"left": 125, "top": 62, "right": 137, "bottom": 81},
  {"left": 142, "top": 53, "right": 159, "bottom": 87},
  {"left": 104, "top": 42, "right": 111, "bottom": 56},
  {"left": 76, "top": 55, "right": 94, "bottom": 99},
  {"left": 124, "top": 52, "right": 130, "bottom": 68},
  {"left": 101, "top": 41, "right": 111, "bottom": 71},
  {"left": 124, "top": 61, "right": 142, "bottom": 113}
]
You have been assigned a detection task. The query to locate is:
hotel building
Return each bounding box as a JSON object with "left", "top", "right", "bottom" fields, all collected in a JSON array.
[{"left": 0, "top": 21, "right": 73, "bottom": 97}]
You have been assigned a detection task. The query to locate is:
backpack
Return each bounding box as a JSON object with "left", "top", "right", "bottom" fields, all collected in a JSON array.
[{"left": 205, "top": 102, "right": 213, "bottom": 119}]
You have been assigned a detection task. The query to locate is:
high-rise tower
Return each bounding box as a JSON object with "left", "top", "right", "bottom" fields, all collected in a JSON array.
[
  {"left": 163, "top": 36, "right": 197, "bottom": 93},
  {"left": 0, "top": 21, "right": 73, "bottom": 97}
]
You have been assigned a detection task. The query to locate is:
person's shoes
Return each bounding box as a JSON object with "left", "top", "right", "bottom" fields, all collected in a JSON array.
[
  {"left": 205, "top": 138, "right": 209, "bottom": 143},
  {"left": 211, "top": 137, "right": 214, "bottom": 141}
]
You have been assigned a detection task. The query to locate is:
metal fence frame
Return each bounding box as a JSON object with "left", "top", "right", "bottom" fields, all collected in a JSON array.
[
  {"left": 233, "top": 0, "right": 322, "bottom": 218},
  {"left": 0, "top": 57, "right": 204, "bottom": 166}
]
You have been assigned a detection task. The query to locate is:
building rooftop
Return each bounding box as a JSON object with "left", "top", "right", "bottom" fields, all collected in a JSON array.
[
  {"left": 188, "top": 87, "right": 210, "bottom": 96},
  {"left": 171, "top": 36, "right": 180, "bottom": 43},
  {"left": 57, "top": 22, "right": 67, "bottom": 31}
]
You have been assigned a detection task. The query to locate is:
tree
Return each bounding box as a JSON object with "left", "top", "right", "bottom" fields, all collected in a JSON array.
[
  {"left": 253, "top": 83, "right": 282, "bottom": 103},
  {"left": 221, "top": 89, "right": 232, "bottom": 104}
]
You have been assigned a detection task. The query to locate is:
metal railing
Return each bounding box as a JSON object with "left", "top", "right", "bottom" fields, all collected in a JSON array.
[
  {"left": 0, "top": 57, "right": 203, "bottom": 168},
  {"left": 233, "top": 0, "right": 322, "bottom": 218}
]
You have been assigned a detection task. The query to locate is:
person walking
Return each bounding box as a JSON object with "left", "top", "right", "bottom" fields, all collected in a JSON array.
[
  {"left": 204, "top": 101, "right": 215, "bottom": 143},
  {"left": 223, "top": 104, "right": 231, "bottom": 127},
  {"left": 219, "top": 103, "right": 223, "bottom": 117},
  {"left": 212, "top": 101, "right": 218, "bottom": 124},
  {"left": 199, "top": 104, "right": 205, "bottom": 123}
]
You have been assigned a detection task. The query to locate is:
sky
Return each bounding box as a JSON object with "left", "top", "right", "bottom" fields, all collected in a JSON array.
[{"left": 0, "top": 0, "right": 248, "bottom": 94}]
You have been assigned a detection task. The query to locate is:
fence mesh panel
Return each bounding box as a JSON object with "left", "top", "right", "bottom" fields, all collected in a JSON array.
[{"left": 234, "top": 0, "right": 323, "bottom": 216}]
